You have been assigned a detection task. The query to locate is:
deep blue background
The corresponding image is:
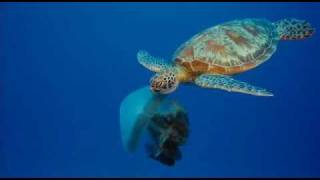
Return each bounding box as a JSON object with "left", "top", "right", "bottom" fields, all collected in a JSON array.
[{"left": 1, "top": 2, "right": 320, "bottom": 177}]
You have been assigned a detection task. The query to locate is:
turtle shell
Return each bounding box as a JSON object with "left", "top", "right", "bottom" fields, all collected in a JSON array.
[{"left": 173, "top": 19, "right": 280, "bottom": 75}]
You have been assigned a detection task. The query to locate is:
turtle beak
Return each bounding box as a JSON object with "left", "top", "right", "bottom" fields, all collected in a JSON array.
[{"left": 150, "top": 80, "right": 162, "bottom": 93}]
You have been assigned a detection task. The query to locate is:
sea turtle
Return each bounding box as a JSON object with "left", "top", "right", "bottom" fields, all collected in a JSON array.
[{"left": 137, "top": 18, "right": 315, "bottom": 96}]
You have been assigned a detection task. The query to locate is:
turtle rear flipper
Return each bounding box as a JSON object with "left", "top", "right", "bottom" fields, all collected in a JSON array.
[
  {"left": 137, "top": 50, "right": 175, "bottom": 73},
  {"left": 195, "top": 74, "right": 273, "bottom": 97},
  {"left": 274, "top": 18, "right": 315, "bottom": 40}
]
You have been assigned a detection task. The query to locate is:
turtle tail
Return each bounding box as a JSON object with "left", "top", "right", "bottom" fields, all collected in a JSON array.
[{"left": 274, "top": 18, "right": 315, "bottom": 40}]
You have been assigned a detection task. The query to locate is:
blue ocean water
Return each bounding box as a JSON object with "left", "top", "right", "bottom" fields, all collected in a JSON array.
[{"left": 1, "top": 2, "right": 320, "bottom": 177}]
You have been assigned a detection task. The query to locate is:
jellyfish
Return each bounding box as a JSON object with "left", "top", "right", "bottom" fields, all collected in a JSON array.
[
  {"left": 119, "top": 86, "right": 167, "bottom": 152},
  {"left": 119, "top": 86, "right": 189, "bottom": 166},
  {"left": 145, "top": 103, "right": 189, "bottom": 166}
]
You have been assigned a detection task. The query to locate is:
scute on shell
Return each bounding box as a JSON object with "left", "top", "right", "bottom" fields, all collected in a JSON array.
[{"left": 172, "top": 19, "right": 279, "bottom": 74}]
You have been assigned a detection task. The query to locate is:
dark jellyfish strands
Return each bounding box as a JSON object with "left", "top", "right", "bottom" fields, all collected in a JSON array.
[{"left": 119, "top": 86, "right": 189, "bottom": 166}]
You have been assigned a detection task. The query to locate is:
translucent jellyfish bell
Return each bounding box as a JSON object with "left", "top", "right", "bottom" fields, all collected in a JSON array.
[
  {"left": 120, "top": 86, "right": 189, "bottom": 166},
  {"left": 119, "top": 86, "right": 167, "bottom": 152}
]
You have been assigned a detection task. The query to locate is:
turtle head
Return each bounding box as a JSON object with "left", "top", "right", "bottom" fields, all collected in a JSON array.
[{"left": 150, "top": 70, "right": 179, "bottom": 94}]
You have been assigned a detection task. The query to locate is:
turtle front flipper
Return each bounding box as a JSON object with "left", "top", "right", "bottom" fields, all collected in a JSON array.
[
  {"left": 194, "top": 74, "right": 273, "bottom": 97},
  {"left": 137, "top": 50, "right": 175, "bottom": 73}
]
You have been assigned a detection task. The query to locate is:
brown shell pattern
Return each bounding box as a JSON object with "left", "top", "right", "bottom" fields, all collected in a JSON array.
[{"left": 173, "top": 19, "right": 279, "bottom": 75}]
